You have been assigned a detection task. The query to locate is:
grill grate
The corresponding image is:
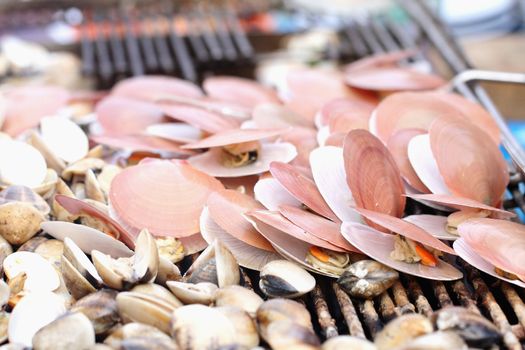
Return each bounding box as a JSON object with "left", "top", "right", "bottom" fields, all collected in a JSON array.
[{"left": 78, "top": 3, "right": 255, "bottom": 88}]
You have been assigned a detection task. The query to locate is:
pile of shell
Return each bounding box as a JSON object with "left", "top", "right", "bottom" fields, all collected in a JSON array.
[
  {"left": 0, "top": 49, "right": 518, "bottom": 349},
  {"left": 0, "top": 220, "right": 503, "bottom": 349}
]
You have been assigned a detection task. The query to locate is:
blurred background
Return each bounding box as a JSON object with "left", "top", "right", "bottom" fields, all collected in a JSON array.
[{"left": 0, "top": 0, "right": 524, "bottom": 119}]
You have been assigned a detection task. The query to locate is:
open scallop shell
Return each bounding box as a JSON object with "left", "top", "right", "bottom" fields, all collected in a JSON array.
[
  {"left": 95, "top": 96, "right": 165, "bottom": 136},
  {"left": 430, "top": 92, "right": 500, "bottom": 144},
  {"left": 219, "top": 175, "right": 258, "bottom": 197},
  {"left": 341, "top": 222, "right": 462, "bottom": 281},
  {"left": 278, "top": 205, "right": 360, "bottom": 253},
  {"left": 2, "top": 85, "right": 69, "bottom": 136},
  {"left": 188, "top": 143, "right": 297, "bottom": 178},
  {"left": 458, "top": 218, "right": 525, "bottom": 281},
  {"left": 40, "top": 116, "right": 89, "bottom": 163},
  {"left": 41, "top": 221, "right": 133, "bottom": 257},
  {"left": 247, "top": 210, "right": 344, "bottom": 252},
  {"left": 370, "top": 92, "right": 464, "bottom": 144},
  {"left": 309, "top": 146, "right": 362, "bottom": 223},
  {"left": 324, "top": 132, "right": 346, "bottom": 147},
  {"left": 284, "top": 69, "right": 376, "bottom": 122},
  {"left": 182, "top": 128, "right": 286, "bottom": 150},
  {"left": 387, "top": 129, "right": 429, "bottom": 194},
  {"left": 355, "top": 208, "right": 456, "bottom": 255},
  {"left": 408, "top": 134, "right": 451, "bottom": 195},
  {"left": 246, "top": 214, "right": 340, "bottom": 278},
  {"left": 343, "top": 130, "right": 405, "bottom": 230},
  {"left": 177, "top": 234, "right": 209, "bottom": 256},
  {"left": 55, "top": 194, "right": 135, "bottom": 248},
  {"left": 0, "top": 139, "right": 47, "bottom": 188},
  {"left": 200, "top": 207, "right": 280, "bottom": 271},
  {"left": 207, "top": 189, "right": 273, "bottom": 251},
  {"left": 109, "top": 160, "right": 223, "bottom": 237},
  {"left": 91, "top": 134, "right": 193, "bottom": 157},
  {"left": 344, "top": 50, "right": 416, "bottom": 72},
  {"left": 269, "top": 162, "right": 338, "bottom": 222},
  {"left": 328, "top": 112, "right": 369, "bottom": 134},
  {"left": 453, "top": 238, "right": 525, "bottom": 288},
  {"left": 145, "top": 123, "right": 202, "bottom": 144},
  {"left": 429, "top": 117, "right": 508, "bottom": 207},
  {"left": 279, "top": 127, "right": 318, "bottom": 169},
  {"left": 203, "top": 76, "right": 280, "bottom": 109},
  {"left": 405, "top": 193, "right": 513, "bottom": 219},
  {"left": 345, "top": 67, "right": 445, "bottom": 92},
  {"left": 254, "top": 176, "right": 302, "bottom": 211},
  {"left": 161, "top": 104, "right": 239, "bottom": 133},
  {"left": 111, "top": 75, "right": 203, "bottom": 101},
  {"left": 403, "top": 215, "right": 457, "bottom": 241},
  {"left": 252, "top": 103, "right": 311, "bottom": 128},
  {"left": 158, "top": 86, "right": 252, "bottom": 114},
  {"left": 316, "top": 97, "right": 376, "bottom": 129}
]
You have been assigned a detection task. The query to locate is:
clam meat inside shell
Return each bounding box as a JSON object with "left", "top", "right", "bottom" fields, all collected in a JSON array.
[
  {"left": 390, "top": 235, "right": 442, "bottom": 267},
  {"left": 337, "top": 260, "right": 399, "bottom": 299},
  {"left": 220, "top": 141, "right": 261, "bottom": 168},
  {"left": 305, "top": 246, "right": 350, "bottom": 275}
]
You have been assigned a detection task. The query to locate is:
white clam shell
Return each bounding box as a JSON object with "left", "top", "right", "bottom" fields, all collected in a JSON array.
[
  {"left": 8, "top": 292, "right": 66, "bottom": 347},
  {"left": 41, "top": 221, "right": 133, "bottom": 258},
  {"left": 0, "top": 139, "right": 47, "bottom": 187},
  {"left": 3, "top": 251, "right": 60, "bottom": 292},
  {"left": 40, "top": 116, "right": 89, "bottom": 163}
]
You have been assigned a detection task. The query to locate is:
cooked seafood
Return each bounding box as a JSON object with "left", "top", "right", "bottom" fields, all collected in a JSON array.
[
  {"left": 32, "top": 312, "right": 95, "bottom": 350},
  {"left": 70, "top": 289, "right": 119, "bottom": 335},
  {"left": 170, "top": 304, "right": 238, "bottom": 349},
  {"left": 184, "top": 240, "right": 239, "bottom": 287},
  {"left": 214, "top": 285, "right": 263, "bottom": 317},
  {"left": 343, "top": 130, "right": 405, "bottom": 229},
  {"left": 337, "top": 260, "right": 398, "bottom": 299},
  {"left": 0, "top": 202, "right": 44, "bottom": 245},
  {"left": 184, "top": 128, "right": 297, "bottom": 177},
  {"left": 457, "top": 218, "right": 525, "bottom": 283},
  {"left": 256, "top": 298, "right": 313, "bottom": 342},
  {"left": 259, "top": 260, "right": 315, "bottom": 298},
  {"left": 305, "top": 246, "right": 350, "bottom": 275},
  {"left": 342, "top": 222, "right": 462, "bottom": 281},
  {"left": 8, "top": 292, "right": 66, "bottom": 347},
  {"left": 432, "top": 307, "right": 501, "bottom": 348},
  {"left": 0, "top": 185, "right": 50, "bottom": 216},
  {"left": 104, "top": 323, "right": 177, "bottom": 350},
  {"left": 374, "top": 314, "right": 433, "bottom": 350},
  {"left": 445, "top": 210, "right": 490, "bottom": 235}
]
